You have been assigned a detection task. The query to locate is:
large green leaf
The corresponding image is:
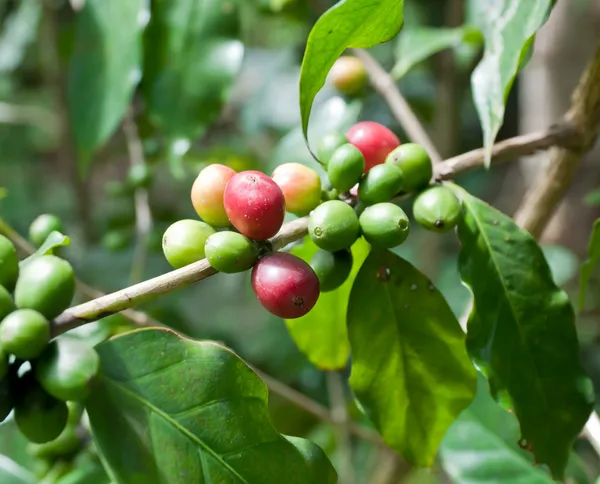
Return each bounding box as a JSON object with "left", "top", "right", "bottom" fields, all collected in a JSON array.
[
  {"left": 580, "top": 219, "right": 600, "bottom": 309},
  {"left": 142, "top": 0, "right": 244, "bottom": 171},
  {"left": 347, "top": 250, "right": 477, "bottom": 466},
  {"left": 286, "top": 237, "right": 370, "bottom": 370},
  {"left": 299, "top": 0, "right": 404, "bottom": 140},
  {"left": 67, "top": 0, "right": 146, "bottom": 171},
  {"left": 86, "top": 328, "right": 337, "bottom": 484},
  {"left": 470, "top": 0, "right": 554, "bottom": 165},
  {"left": 450, "top": 185, "right": 594, "bottom": 478},
  {"left": 392, "top": 25, "right": 482, "bottom": 79}
]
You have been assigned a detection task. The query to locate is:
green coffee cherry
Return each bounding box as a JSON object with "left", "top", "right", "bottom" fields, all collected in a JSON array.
[
  {"left": 162, "top": 220, "right": 216, "bottom": 269},
  {"left": 327, "top": 144, "right": 365, "bottom": 193},
  {"left": 204, "top": 231, "right": 258, "bottom": 274},
  {"left": 310, "top": 249, "right": 353, "bottom": 292},
  {"left": 359, "top": 203, "right": 410, "bottom": 248},
  {"left": 0, "top": 309, "right": 50, "bottom": 360},
  {"left": 36, "top": 337, "right": 101, "bottom": 402},
  {"left": 29, "top": 214, "right": 63, "bottom": 248},
  {"left": 14, "top": 255, "right": 75, "bottom": 320},
  {"left": 308, "top": 201, "right": 360, "bottom": 251},
  {"left": 0, "top": 285, "right": 14, "bottom": 321},
  {"left": 317, "top": 132, "right": 348, "bottom": 165},
  {"left": 385, "top": 143, "right": 433, "bottom": 192},
  {"left": 14, "top": 372, "right": 68, "bottom": 444},
  {"left": 413, "top": 185, "right": 462, "bottom": 233},
  {"left": 0, "top": 235, "right": 18, "bottom": 291},
  {"left": 127, "top": 164, "right": 152, "bottom": 189},
  {"left": 357, "top": 164, "right": 404, "bottom": 205},
  {"left": 0, "top": 346, "right": 7, "bottom": 381}
]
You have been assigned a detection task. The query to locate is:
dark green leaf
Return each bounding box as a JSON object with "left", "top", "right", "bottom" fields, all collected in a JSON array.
[
  {"left": 20, "top": 231, "right": 70, "bottom": 267},
  {"left": 287, "top": 237, "right": 369, "bottom": 370},
  {"left": 580, "top": 219, "right": 600, "bottom": 309},
  {"left": 86, "top": 328, "right": 337, "bottom": 483},
  {"left": 470, "top": 0, "right": 554, "bottom": 165},
  {"left": 348, "top": 250, "right": 477, "bottom": 466},
  {"left": 299, "top": 0, "right": 404, "bottom": 139},
  {"left": 450, "top": 184, "right": 594, "bottom": 478},
  {"left": 392, "top": 26, "right": 482, "bottom": 79},
  {"left": 67, "top": 0, "right": 146, "bottom": 171},
  {"left": 142, "top": 0, "right": 244, "bottom": 170}
]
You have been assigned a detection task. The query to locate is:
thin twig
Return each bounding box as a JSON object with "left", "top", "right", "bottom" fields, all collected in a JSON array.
[
  {"left": 123, "top": 109, "right": 153, "bottom": 284},
  {"left": 351, "top": 48, "right": 443, "bottom": 164},
  {"left": 327, "top": 371, "right": 355, "bottom": 484}
]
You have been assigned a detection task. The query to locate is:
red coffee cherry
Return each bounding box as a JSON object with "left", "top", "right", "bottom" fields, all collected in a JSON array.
[
  {"left": 272, "top": 163, "right": 321, "bottom": 216},
  {"left": 191, "top": 164, "right": 236, "bottom": 228},
  {"left": 251, "top": 252, "right": 320, "bottom": 319},
  {"left": 224, "top": 171, "right": 286, "bottom": 240},
  {"left": 346, "top": 121, "right": 401, "bottom": 172}
]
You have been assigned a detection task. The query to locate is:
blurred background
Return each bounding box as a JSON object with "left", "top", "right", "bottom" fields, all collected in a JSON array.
[{"left": 1, "top": 0, "right": 600, "bottom": 482}]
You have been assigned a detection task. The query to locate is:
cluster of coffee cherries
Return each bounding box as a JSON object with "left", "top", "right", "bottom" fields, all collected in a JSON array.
[
  {"left": 0, "top": 215, "right": 100, "bottom": 462},
  {"left": 162, "top": 120, "right": 462, "bottom": 320}
]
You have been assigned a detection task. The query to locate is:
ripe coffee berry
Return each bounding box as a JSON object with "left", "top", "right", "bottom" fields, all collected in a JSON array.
[
  {"left": 329, "top": 56, "right": 368, "bottom": 95},
  {"left": 357, "top": 163, "right": 404, "bottom": 205},
  {"left": 385, "top": 143, "right": 432, "bottom": 192},
  {"left": 308, "top": 200, "right": 360, "bottom": 251},
  {"left": 413, "top": 185, "right": 462, "bottom": 233},
  {"left": 327, "top": 144, "right": 365, "bottom": 193},
  {"left": 191, "top": 164, "right": 236, "bottom": 228},
  {"left": 251, "top": 253, "right": 320, "bottom": 319},
  {"left": 224, "top": 171, "right": 286, "bottom": 240},
  {"left": 359, "top": 203, "right": 410, "bottom": 248},
  {"left": 346, "top": 121, "right": 400, "bottom": 172},
  {"left": 272, "top": 163, "right": 322, "bottom": 216}
]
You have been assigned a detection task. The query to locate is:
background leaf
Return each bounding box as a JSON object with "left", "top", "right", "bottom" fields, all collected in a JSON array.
[
  {"left": 86, "top": 328, "right": 337, "bottom": 484},
  {"left": 299, "top": 0, "right": 404, "bottom": 140},
  {"left": 470, "top": 0, "right": 554, "bottom": 165},
  {"left": 347, "top": 249, "right": 477, "bottom": 466},
  {"left": 286, "top": 237, "right": 370, "bottom": 370},
  {"left": 451, "top": 185, "right": 594, "bottom": 478},
  {"left": 67, "top": 0, "right": 147, "bottom": 170},
  {"left": 142, "top": 0, "right": 244, "bottom": 172},
  {"left": 580, "top": 219, "right": 600, "bottom": 309}
]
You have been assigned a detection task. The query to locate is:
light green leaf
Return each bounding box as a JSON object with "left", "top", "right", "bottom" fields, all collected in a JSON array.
[
  {"left": 470, "top": 0, "right": 554, "bottom": 166},
  {"left": 20, "top": 231, "right": 70, "bottom": 267},
  {"left": 580, "top": 219, "right": 600, "bottom": 309},
  {"left": 287, "top": 237, "right": 370, "bottom": 370},
  {"left": 392, "top": 25, "right": 482, "bottom": 79},
  {"left": 299, "top": 0, "right": 404, "bottom": 140},
  {"left": 348, "top": 250, "right": 477, "bottom": 466},
  {"left": 450, "top": 185, "right": 594, "bottom": 478},
  {"left": 86, "top": 328, "right": 337, "bottom": 484},
  {"left": 67, "top": 0, "right": 146, "bottom": 171},
  {"left": 142, "top": 0, "right": 244, "bottom": 170}
]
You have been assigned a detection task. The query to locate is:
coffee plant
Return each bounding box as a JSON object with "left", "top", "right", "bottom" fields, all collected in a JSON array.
[{"left": 0, "top": 0, "right": 600, "bottom": 483}]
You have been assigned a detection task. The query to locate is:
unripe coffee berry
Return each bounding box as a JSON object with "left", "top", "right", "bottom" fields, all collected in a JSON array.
[
  {"left": 127, "top": 164, "right": 152, "bottom": 189},
  {"left": 317, "top": 132, "right": 348, "bottom": 166},
  {"left": 357, "top": 163, "right": 404, "bottom": 205},
  {"left": 308, "top": 200, "right": 360, "bottom": 251},
  {"left": 224, "top": 170, "right": 286, "bottom": 240},
  {"left": 310, "top": 249, "right": 353, "bottom": 292},
  {"left": 0, "top": 235, "right": 18, "bottom": 291},
  {"left": 385, "top": 143, "right": 433, "bottom": 192},
  {"left": 0, "top": 309, "right": 50, "bottom": 360},
  {"left": 413, "top": 185, "right": 462, "bottom": 232},
  {"left": 346, "top": 121, "right": 400, "bottom": 172},
  {"left": 251, "top": 252, "right": 320, "bottom": 319},
  {"left": 205, "top": 231, "right": 258, "bottom": 273},
  {"left": 0, "top": 285, "right": 14, "bottom": 321},
  {"left": 162, "top": 220, "right": 216, "bottom": 269},
  {"left": 191, "top": 164, "right": 236, "bottom": 228},
  {"left": 29, "top": 214, "right": 63, "bottom": 248},
  {"left": 327, "top": 144, "right": 365, "bottom": 193},
  {"left": 329, "top": 56, "right": 368, "bottom": 95},
  {"left": 359, "top": 203, "right": 410, "bottom": 248},
  {"left": 272, "top": 163, "right": 322, "bottom": 216}
]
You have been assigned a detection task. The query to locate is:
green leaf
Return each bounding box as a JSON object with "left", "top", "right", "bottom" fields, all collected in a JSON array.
[
  {"left": 0, "top": 0, "right": 41, "bottom": 75},
  {"left": 67, "top": 0, "right": 146, "bottom": 171},
  {"left": 450, "top": 185, "right": 594, "bottom": 478},
  {"left": 580, "top": 219, "right": 600, "bottom": 309},
  {"left": 441, "top": 377, "right": 554, "bottom": 484},
  {"left": 470, "top": 0, "right": 554, "bottom": 166},
  {"left": 142, "top": 0, "right": 244, "bottom": 168},
  {"left": 86, "top": 328, "right": 337, "bottom": 484},
  {"left": 299, "top": 0, "right": 404, "bottom": 140},
  {"left": 20, "top": 231, "right": 70, "bottom": 267},
  {"left": 347, "top": 249, "right": 477, "bottom": 466},
  {"left": 286, "top": 237, "right": 370, "bottom": 370},
  {"left": 392, "top": 26, "right": 482, "bottom": 79}
]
